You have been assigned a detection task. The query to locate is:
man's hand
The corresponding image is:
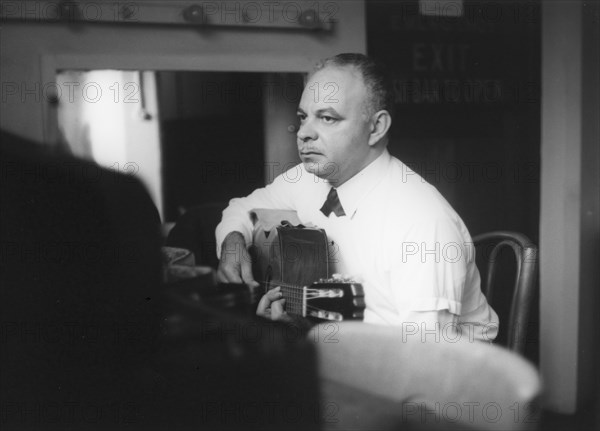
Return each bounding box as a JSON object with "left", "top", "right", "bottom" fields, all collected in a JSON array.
[
  {"left": 256, "top": 287, "right": 292, "bottom": 322},
  {"left": 217, "top": 231, "right": 259, "bottom": 288}
]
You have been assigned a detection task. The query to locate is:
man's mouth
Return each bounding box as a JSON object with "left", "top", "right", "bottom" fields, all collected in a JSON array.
[{"left": 300, "top": 150, "right": 322, "bottom": 156}]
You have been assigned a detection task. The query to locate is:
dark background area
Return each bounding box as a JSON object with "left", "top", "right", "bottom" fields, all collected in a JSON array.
[
  {"left": 158, "top": 72, "right": 266, "bottom": 222},
  {"left": 367, "top": 0, "right": 540, "bottom": 244}
]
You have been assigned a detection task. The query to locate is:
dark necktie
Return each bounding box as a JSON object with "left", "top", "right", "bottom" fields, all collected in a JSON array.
[{"left": 320, "top": 187, "right": 346, "bottom": 217}]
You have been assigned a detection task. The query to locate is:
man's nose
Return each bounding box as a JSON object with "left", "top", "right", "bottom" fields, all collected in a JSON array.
[{"left": 297, "top": 120, "right": 317, "bottom": 142}]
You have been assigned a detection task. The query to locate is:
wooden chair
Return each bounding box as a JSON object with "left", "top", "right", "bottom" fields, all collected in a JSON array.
[{"left": 472, "top": 231, "right": 538, "bottom": 355}]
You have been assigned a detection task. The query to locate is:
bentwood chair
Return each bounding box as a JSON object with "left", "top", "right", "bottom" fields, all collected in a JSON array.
[{"left": 472, "top": 231, "right": 539, "bottom": 355}]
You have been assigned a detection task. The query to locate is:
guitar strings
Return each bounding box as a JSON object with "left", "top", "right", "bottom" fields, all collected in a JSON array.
[
  {"left": 256, "top": 280, "right": 337, "bottom": 316},
  {"left": 256, "top": 280, "right": 324, "bottom": 291},
  {"left": 257, "top": 281, "right": 306, "bottom": 314}
]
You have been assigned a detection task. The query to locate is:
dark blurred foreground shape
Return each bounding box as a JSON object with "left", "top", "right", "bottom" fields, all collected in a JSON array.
[
  {"left": 0, "top": 130, "right": 164, "bottom": 430},
  {"left": 166, "top": 202, "right": 228, "bottom": 269},
  {"left": 0, "top": 130, "right": 319, "bottom": 431}
]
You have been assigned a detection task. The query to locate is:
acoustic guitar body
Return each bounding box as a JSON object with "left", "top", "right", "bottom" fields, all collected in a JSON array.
[{"left": 252, "top": 222, "right": 365, "bottom": 322}]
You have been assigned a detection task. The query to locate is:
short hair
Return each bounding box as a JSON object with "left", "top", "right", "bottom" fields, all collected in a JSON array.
[{"left": 311, "top": 53, "right": 394, "bottom": 118}]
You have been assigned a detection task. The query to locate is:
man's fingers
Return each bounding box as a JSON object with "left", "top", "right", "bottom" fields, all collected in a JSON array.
[
  {"left": 271, "top": 298, "right": 286, "bottom": 316},
  {"left": 255, "top": 289, "right": 292, "bottom": 322},
  {"left": 256, "top": 307, "right": 271, "bottom": 319},
  {"left": 216, "top": 268, "right": 229, "bottom": 283},
  {"left": 265, "top": 286, "right": 282, "bottom": 300},
  {"left": 241, "top": 260, "right": 259, "bottom": 288},
  {"left": 259, "top": 288, "right": 282, "bottom": 308},
  {"left": 217, "top": 265, "right": 243, "bottom": 284},
  {"left": 256, "top": 288, "right": 283, "bottom": 318},
  {"left": 271, "top": 298, "right": 292, "bottom": 322},
  {"left": 217, "top": 232, "right": 252, "bottom": 286}
]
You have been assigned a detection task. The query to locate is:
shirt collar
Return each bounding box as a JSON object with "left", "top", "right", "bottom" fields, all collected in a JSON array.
[{"left": 333, "top": 149, "right": 392, "bottom": 219}]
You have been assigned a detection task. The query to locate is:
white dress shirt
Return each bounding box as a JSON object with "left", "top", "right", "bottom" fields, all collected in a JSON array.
[{"left": 216, "top": 149, "right": 499, "bottom": 342}]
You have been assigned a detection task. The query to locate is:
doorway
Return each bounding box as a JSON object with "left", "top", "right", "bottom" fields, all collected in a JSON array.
[{"left": 56, "top": 70, "right": 303, "bottom": 222}]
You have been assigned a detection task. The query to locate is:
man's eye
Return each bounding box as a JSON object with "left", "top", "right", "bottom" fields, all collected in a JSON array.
[
  {"left": 321, "top": 116, "right": 337, "bottom": 124},
  {"left": 297, "top": 114, "right": 306, "bottom": 122}
]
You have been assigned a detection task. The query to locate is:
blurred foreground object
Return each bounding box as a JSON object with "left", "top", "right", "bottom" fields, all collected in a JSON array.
[
  {"left": 0, "top": 130, "right": 320, "bottom": 431},
  {"left": 309, "top": 321, "right": 542, "bottom": 431},
  {"left": 0, "top": 129, "right": 163, "bottom": 430}
]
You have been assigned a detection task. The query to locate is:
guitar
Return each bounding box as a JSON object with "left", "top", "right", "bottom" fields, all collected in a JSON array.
[{"left": 250, "top": 210, "right": 365, "bottom": 322}]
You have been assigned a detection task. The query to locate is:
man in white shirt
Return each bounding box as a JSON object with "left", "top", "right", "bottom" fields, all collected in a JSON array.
[{"left": 216, "top": 53, "right": 498, "bottom": 342}]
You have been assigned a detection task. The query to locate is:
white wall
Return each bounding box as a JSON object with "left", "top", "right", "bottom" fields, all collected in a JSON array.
[
  {"left": 540, "top": 0, "right": 600, "bottom": 414},
  {"left": 123, "top": 71, "right": 163, "bottom": 217},
  {"left": 56, "top": 70, "right": 164, "bottom": 217}
]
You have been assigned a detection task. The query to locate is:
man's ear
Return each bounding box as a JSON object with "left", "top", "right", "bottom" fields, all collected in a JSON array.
[{"left": 368, "top": 110, "right": 392, "bottom": 147}]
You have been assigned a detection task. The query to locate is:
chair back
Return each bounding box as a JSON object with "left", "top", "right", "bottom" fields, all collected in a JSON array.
[{"left": 472, "top": 231, "right": 538, "bottom": 354}]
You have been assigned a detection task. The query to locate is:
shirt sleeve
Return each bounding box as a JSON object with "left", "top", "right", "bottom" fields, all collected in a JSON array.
[
  {"left": 388, "top": 212, "right": 472, "bottom": 317},
  {"left": 385, "top": 212, "right": 499, "bottom": 343},
  {"left": 215, "top": 165, "right": 301, "bottom": 258},
  {"left": 397, "top": 308, "right": 497, "bottom": 343},
  {"left": 398, "top": 309, "right": 457, "bottom": 341}
]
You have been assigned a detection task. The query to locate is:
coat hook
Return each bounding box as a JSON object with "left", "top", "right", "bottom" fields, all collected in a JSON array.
[{"left": 183, "top": 5, "right": 206, "bottom": 25}]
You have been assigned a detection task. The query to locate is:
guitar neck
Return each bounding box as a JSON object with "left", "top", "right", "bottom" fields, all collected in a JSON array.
[
  {"left": 280, "top": 284, "right": 306, "bottom": 317},
  {"left": 255, "top": 282, "right": 306, "bottom": 317},
  {"left": 265, "top": 281, "right": 360, "bottom": 322}
]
